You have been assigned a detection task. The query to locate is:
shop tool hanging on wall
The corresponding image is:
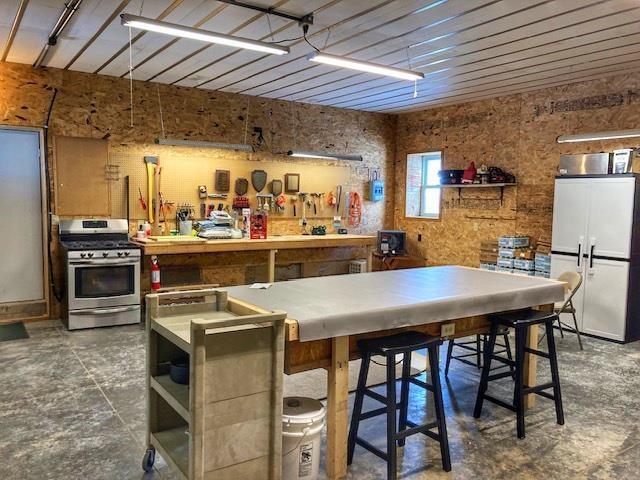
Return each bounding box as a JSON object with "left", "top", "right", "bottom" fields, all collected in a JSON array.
[{"left": 144, "top": 156, "right": 158, "bottom": 224}]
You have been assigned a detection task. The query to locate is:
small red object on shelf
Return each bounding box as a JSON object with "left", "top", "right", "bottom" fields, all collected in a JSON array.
[{"left": 250, "top": 212, "right": 268, "bottom": 239}]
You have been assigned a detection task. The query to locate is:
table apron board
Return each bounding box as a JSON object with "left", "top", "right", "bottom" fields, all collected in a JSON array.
[{"left": 133, "top": 235, "right": 376, "bottom": 256}]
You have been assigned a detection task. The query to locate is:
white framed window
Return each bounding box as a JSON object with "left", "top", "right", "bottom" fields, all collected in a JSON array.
[{"left": 405, "top": 151, "right": 442, "bottom": 219}]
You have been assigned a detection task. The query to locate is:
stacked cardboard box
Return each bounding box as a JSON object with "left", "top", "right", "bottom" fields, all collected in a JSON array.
[
  {"left": 479, "top": 239, "right": 499, "bottom": 271},
  {"left": 534, "top": 235, "right": 552, "bottom": 278},
  {"left": 496, "top": 236, "right": 534, "bottom": 275}
]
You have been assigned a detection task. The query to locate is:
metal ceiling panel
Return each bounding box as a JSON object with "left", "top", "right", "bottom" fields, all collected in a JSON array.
[
  {"left": 266, "top": 0, "right": 617, "bottom": 102},
  {"left": 6, "top": 0, "right": 640, "bottom": 112},
  {"left": 157, "top": 0, "right": 310, "bottom": 86}
]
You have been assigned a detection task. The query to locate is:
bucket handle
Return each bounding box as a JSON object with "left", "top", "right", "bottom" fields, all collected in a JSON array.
[{"left": 284, "top": 426, "right": 310, "bottom": 457}]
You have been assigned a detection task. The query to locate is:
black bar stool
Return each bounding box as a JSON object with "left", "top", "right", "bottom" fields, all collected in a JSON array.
[
  {"left": 444, "top": 328, "right": 514, "bottom": 377},
  {"left": 347, "top": 331, "right": 451, "bottom": 480},
  {"left": 473, "top": 309, "right": 565, "bottom": 439}
]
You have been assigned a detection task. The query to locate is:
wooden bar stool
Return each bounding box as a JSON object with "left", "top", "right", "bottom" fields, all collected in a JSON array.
[
  {"left": 473, "top": 309, "right": 565, "bottom": 439},
  {"left": 347, "top": 331, "right": 451, "bottom": 480},
  {"left": 444, "top": 328, "right": 514, "bottom": 377}
]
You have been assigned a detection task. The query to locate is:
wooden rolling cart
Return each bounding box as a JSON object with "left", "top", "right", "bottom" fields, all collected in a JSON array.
[{"left": 144, "top": 289, "right": 286, "bottom": 480}]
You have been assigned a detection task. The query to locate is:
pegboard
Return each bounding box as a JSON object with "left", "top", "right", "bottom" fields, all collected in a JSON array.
[{"left": 109, "top": 144, "right": 353, "bottom": 224}]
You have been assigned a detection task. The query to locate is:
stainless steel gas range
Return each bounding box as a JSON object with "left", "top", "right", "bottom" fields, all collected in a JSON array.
[{"left": 59, "top": 219, "right": 141, "bottom": 330}]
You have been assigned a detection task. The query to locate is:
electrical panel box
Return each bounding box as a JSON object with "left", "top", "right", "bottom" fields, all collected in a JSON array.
[{"left": 368, "top": 179, "right": 385, "bottom": 202}]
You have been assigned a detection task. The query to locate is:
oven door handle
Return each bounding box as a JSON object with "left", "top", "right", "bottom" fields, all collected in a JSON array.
[
  {"left": 70, "top": 260, "right": 138, "bottom": 266},
  {"left": 73, "top": 305, "right": 141, "bottom": 315}
]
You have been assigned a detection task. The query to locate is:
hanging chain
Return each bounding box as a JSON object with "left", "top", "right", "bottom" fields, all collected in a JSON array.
[
  {"left": 243, "top": 97, "right": 250, "bottom": 145},
  {"left": 128, "top": 26, "right": 133, "bottom": 127},
  {"left": 156, "top": 84, "right": 165, "bottom": 138}
]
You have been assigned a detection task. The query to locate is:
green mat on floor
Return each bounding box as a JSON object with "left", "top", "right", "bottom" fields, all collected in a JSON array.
[{"left": 0, "top": 322, "right": 29, "bottom": 342}]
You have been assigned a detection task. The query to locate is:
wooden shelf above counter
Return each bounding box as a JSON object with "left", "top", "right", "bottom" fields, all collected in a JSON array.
[{"left": 132, "top": 233, "right": 376, "bottom": 255}]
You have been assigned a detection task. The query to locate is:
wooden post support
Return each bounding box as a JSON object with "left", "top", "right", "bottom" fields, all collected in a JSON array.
[
  {"left": 326, "top": 335, "right": 349, "bottom": 479},
  {"left": 268, "top": 249, "right": 278, "bottom": 283}
]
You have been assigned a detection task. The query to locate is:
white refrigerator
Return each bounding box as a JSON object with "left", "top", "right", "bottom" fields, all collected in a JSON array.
[{"left": 551, "top": 174, "right": 640, "bottom": 342}]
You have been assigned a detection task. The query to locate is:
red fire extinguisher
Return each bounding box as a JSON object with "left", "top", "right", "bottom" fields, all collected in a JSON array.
[{"left": 150, "top": 255, "right": 161, "bottom": 291}]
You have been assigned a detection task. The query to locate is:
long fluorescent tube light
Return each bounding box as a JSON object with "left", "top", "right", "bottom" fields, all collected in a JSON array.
[
  {"left": 307, "top": 52, "right": 424, "bottom": 81},
  {"left": 557, "top": 129, "right": 640, "bottom": 143},
  {"left": 121, "top": 14, "right": 289, "bottom": 56},
  {"left": 155, "top": 138, "right": 253, "bottom": 152},
  {"left": 287, "top": 150, "right": 363, "bottom": 161}
]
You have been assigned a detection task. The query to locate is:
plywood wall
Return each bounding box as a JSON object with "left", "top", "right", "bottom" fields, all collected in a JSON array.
[
  {"left": 0, "top": 60, "right": 396, "bottom": 318},
  {"left": 395, "top": 72, "right": 640, "bottom": 266}
]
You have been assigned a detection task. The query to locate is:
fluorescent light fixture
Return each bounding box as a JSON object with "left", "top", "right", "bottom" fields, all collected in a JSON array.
[
  {"left": 287, "top": 150, "right": 363, "bottom": 161},
  {"left": 307, "top": 52, "right": 424, "bottom": 81},
  {"left": 557, "top": 129, "right": 640, "bottom": 143},
  {"left": 121, "top": 14, "right": 289, "bottom": 55},
  {"left": 155, "top": 138, "right": 253, "bottom": 152}
]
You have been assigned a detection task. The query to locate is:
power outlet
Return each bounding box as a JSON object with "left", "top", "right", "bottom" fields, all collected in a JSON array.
[{"left": 441, "top": 323, "right": 455, "bottom": 337}]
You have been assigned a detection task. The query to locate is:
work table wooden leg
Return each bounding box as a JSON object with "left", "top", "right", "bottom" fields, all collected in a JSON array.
[
  {"left": 326, "top": 336, "right": 349, "bottom": 479},
  {"left": 366, "top": 246, "right": 373, "bottom": 272},
  {"left": 268, "top": 249, "right": 277, "bottom": 283}
]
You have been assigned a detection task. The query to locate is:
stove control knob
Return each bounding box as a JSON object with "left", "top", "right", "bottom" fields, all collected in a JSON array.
[
  {"left": 80, "top": 253, "right": 86, "bottom": 258},
  {"left": 117, "top": 251, "right": 124, "bottom": 257},
  {"left": 102, "top": 252, "right": 109, "bottom": 258},
  {"left": 87, "top": 252, "right": 94, "bottom": 258},
  {"left": 124, "top": 251, "right": 130, "bottom": 257}
]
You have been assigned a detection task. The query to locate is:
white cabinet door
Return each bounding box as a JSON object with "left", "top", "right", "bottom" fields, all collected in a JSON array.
[
  {"left": 551, "top": 254, "right": 585, "bottom": 331},
  {"left": 552, "top": 179, "right": 590, "bottom": 255},
  {"left": 582, "top": 259, "right": 629, "bottom": 341},
  {"left": 586, "top": 177, "right": 635, "bottom": 259}
]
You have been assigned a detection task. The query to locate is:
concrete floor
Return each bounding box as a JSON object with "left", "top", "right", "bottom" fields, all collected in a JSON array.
[{"left": 1, "top": 320, "right": 639, "bottom": 479}]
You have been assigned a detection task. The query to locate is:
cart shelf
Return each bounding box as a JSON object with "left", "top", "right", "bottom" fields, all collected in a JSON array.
[
  {"left": 151, "top": 427, "right": 189, "bottom": 479},
  {"left": 150, "top": 375, "right": 189, "bottom": 422}
]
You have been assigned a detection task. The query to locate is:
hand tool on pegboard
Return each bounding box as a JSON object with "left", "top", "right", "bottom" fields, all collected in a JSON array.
[
  {"left": 153, "top": 166, "right": 162, "bottom": 235},
  {"left": 138, "top": 187, "right": 147, "bottom": 211},
  {"left": 144, "top": 156, "right": 158, "bottom": 224}
]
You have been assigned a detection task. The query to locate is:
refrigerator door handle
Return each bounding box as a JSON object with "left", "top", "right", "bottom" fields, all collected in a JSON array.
[
  {"left": 587, "top": 237, "right": 596, "bottom": 275},
  {"left": 577, "top": 236, "right": 583, "bottom": 267}
]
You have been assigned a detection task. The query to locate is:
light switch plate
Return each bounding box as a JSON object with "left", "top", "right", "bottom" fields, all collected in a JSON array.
[{"left": 441, "top": 323, "right": 455, "bottom": 337}]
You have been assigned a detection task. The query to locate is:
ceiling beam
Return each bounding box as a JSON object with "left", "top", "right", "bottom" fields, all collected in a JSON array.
[
  {"left": 1, "top": 0, "right": 30, "bottom": 62},
  {"left": 93, "top": 0, "right": 185, "bottom": 75},
  {"left": 118, "top": 3, "right": 229, "bottom": 78},
  {"left": 64, "top": 0, "right": 131, "bottom": 70},
  {"left": 146, "top": 0, "right": 293, "bottom": 83}
]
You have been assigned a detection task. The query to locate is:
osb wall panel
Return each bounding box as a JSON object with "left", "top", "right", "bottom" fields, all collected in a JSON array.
[
  {"left": 0, "top": 61, "right": 395, "bottom": 319},
  {"left": 395, "top": 71, "right": 640, "bottom": 266}
]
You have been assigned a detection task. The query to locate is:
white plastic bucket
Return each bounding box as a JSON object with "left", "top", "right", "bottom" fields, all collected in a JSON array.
[{"left": 282, "top": 397, "right": 326, "bottom": 480}]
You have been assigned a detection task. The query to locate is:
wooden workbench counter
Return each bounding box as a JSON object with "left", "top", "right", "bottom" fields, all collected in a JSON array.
[{"left": 134, "top": 234, "right": 376, "bottom": 289}]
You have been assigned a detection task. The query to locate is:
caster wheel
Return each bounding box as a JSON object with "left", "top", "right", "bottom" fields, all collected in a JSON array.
[{"left": 142, "top": 447, "right": 156, "bottom": 472}]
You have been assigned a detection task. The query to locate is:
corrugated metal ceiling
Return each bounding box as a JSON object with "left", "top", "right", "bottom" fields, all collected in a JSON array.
[{"left": 2, "top": 0, "right": 639, "bottom": 113}]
